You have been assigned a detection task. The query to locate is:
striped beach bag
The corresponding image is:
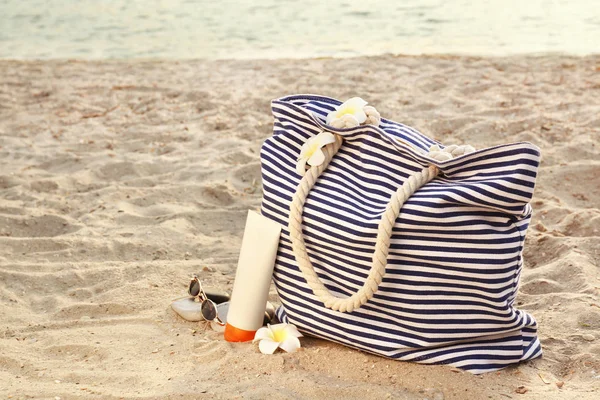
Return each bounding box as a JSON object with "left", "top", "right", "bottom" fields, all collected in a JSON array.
[{"left": 260, "top": 94, "right": 542, "bottom": 374}]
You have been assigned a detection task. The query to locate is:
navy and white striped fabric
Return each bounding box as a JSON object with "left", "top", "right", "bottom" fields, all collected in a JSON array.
[{"left": 260, "top": 94, "right": 542, "bottom": 374}]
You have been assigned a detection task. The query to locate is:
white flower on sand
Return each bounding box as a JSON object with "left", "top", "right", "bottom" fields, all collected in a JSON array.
[
  {"left": 326, "top": 97, "right": 381, "bottom": 128},
  {"left": 253, "top": 323, "right": 303, "bottom": 354},
  {"left": 296, "top": 131, "right": 336, "bottom": 175}
]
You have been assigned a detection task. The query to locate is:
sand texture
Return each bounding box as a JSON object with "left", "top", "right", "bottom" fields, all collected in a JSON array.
[{"left": 1, "top": 55, "right": 599, "bottom": 399}]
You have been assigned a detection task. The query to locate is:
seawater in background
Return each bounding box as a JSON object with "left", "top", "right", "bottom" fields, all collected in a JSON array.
[{"left": 0, "top": 0, "right": 598, "bottom": 59}]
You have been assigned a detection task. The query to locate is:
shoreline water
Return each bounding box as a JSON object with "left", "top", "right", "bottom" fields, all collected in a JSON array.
[
  {"left": 0, "top": 51, "right": 598, "bottom": 64},
  {"left": 1, "top": 55, "right": 599, "bottom": 399},
  {"left": 1, "top": 50, "right": 598, "bottom": 63},
  {"left": 1, "top": 0, "right": 599, "bottom": 60}
]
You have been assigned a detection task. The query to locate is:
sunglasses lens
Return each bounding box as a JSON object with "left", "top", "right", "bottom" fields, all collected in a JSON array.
[
  {"left": 201, "top": 300, "right": 217, "bottom": 321},
  {"left": 189, "top": 279, "right": 200, "bottom": 297}
]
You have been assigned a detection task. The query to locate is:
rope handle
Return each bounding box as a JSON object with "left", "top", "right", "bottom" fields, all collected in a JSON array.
[{"left": 288, "top": 134, "right": 475, "bottom": 313}]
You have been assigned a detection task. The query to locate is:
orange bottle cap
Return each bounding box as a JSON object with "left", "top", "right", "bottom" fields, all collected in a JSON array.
[{"left": 224, "top": 323, "right": 256, "bottom": 342}]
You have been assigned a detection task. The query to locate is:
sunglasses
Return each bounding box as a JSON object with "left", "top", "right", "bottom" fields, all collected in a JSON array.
[{"left": 188, "top": 276, "right": 225, "bottom": 326}]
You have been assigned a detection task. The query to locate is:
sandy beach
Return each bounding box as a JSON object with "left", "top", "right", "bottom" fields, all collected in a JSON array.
[{"left": 1, "top": 55, "right": 599, "bottom": 399}]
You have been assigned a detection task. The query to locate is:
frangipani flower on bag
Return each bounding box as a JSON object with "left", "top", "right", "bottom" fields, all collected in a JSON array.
[
  {"left": 326, "top": 97, "right": 381, "bottom": 128},
  {"left": 296, "top": 131, "right": 336, "bottom": 175},
  {"left": 253, "top": 323, "right": 303, "bottom": 354}
]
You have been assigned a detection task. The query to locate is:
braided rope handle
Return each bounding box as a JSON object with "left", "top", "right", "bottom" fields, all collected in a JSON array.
[{"left": 288, "top": 135, "right": 446, "bottom": 312}]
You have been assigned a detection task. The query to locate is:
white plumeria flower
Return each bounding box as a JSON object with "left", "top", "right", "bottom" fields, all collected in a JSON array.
[
  {"left": 253, "top": 323, "right": 303, "bottom": 354},
  {"left": 326, "top": 97, "right": 368, "bottom": 126},
  {"left": 296, "top": 131, "right": 336, "bottom": 175}
]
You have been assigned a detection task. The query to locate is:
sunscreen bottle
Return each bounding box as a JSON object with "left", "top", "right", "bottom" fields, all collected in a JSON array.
[{"left": 224, "top": 210, "right": 281, "bottom": 342}]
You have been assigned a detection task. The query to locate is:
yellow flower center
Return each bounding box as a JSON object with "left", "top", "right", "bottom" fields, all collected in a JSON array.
[
  {"left": 335, "top": 106, "right": 356, "bottom": 118},
  {"left": 304, "top": 141, "right": 321, "bottom": 158},
  {"left": 272, "top": 329, "right": 286, "bottom": 343}
]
